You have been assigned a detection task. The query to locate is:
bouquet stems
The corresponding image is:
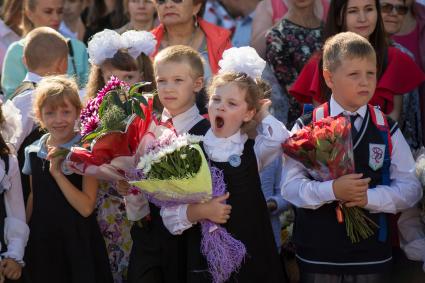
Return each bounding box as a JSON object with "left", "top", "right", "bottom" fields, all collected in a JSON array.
[{"left": 338, "top": 204, "right": 379, "bottom": 243}]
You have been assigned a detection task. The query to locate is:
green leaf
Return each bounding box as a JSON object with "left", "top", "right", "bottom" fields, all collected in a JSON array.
[
  {"left": 131, "top": 94, "right": 148, "bottom": 106},
  {"left": 133, "top": 102, "right": 145, "bottom": 119},
  {"left": 82, "top": 128, "right": 107, "bottom": 142},
  {"left": 111, "top": 91, "right": 124, "bottom": 108},
  {"left": 129, "top": 82, "right": 152, "bottom": 96}
]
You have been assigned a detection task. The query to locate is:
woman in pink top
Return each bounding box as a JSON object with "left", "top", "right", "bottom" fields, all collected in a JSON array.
[{"left": 250, "top": 0, "right": 329, "bottom": 58}]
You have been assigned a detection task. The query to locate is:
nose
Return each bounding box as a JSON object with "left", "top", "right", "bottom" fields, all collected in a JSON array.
[
  {"left": 358, "top": 10, "right": 367, "bottom": 22},
  {"left": 359, "top": 73, "right": 368, "bottom": 86}
]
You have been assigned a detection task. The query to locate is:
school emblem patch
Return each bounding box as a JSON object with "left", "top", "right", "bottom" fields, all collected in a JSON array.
[{"left": 369, "top": 143, "right": 385, "bottom": 171}]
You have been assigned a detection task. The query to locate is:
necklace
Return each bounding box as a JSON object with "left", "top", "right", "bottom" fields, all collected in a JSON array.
[{"left": 163, "top": 26, "right": 198, "bottom": 49}]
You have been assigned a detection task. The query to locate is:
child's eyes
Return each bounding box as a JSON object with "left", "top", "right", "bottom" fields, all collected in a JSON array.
[
  {"left": 125, "top": 75, "right": 134, "bottom": 81},
  {"left": 229, "top": 102, "right": 237, "bottom": 106},
  {"left": 212, "top": 97, "right": 220, "bottom": 102},
  {"left": 347, "top": 9, "right": 357, "bottom": 14},
  {"left": 175, "top": 78, "right": 184, "bottom": 82}
]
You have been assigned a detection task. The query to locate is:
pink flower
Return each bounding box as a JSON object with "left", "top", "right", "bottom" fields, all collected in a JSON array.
[{"left": 79, "top": 76, "right": 128, "bottom": 136}]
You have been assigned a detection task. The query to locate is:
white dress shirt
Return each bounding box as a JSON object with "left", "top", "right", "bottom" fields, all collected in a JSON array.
[
  {"left": 0, "top": 155, "right": 29, "bottom": 265},
  {"left": 125, "top": 105, "right": 205, "bottom": 221},
  {"left": 11, "top": 72, "right": 43, "bottom": 151},
  {"left": 281, "top": 96, "right": 422, "bottom": 213},
  {"left": 162, "top": 114, "right": 290, "bottom": 235}
]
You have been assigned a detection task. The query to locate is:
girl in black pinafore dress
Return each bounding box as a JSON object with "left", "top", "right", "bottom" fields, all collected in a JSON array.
[
  {"left": 161, "top": 71, "right": 290, "bottom": 282},
  {"left": 22, "top": 76, "right": 113, "bottom": 283}
]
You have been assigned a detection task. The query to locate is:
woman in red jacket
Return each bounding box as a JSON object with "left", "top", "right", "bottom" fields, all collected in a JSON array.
[
  {"left": 150, "top": 0, "right": 232, "bottom": 78},
  {"left": 290, "top": 0, "right": 425, "bottom": 121}
]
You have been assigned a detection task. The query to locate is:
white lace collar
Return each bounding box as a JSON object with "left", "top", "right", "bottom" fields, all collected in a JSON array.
[{"left": 203, "top": 129, "right": 248, "bottom": 162}]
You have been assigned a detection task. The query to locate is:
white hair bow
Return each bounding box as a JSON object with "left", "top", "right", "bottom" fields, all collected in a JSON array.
[
  {"left": 218, "top": 46, "right": 266, "bottom": 79},
  {"left": 88, "top": 29, "right": 157, "bottom": 66}
]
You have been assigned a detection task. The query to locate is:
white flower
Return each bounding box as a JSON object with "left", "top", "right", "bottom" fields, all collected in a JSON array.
[{"left": 218, "top": 46, "right": 266, "bottom": 79}]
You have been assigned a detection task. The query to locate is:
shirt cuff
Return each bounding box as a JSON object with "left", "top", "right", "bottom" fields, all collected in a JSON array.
[
  {"left": 258, "top": 114, "right": 288, "bottom": 141},
  {"left": 3, "top": 217, "right": 29, "bottom": 265},
  {"left": 160, "top": 204, "right": 193, "bottom": 235},
  {"left": 318, "top": 180, "right": 336, "bottom": 202},
  {"left": 364, "top": 189, "right": 381, "bottom": 213},
  {"left": 124, "top": 194, "right": 150, "bottom": 221},
  {"left": 267, "top": 195, "right": 289, "bottom": 215}
]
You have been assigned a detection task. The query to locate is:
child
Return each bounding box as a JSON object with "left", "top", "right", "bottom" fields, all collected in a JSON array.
[
  {"left": 11, "top": 26, "right": 69, "bottom": 205},
  {"left": 290, "top": 0, "right": 425, "bottom": 122},
  {"left": 23, "top": 76, "right": 113, "bottom": 283},
  {"left": 86, "top": 29, "right": 156, "bottom": 100},
  {"left": 86, "top": 28, "right": 157, "bottom": 283},
  {"left": 121, "top": 45, "right": 211, "bottom": 283},
  {"left": 0, "top": 103, "right": 29, "bottom": 283},
  {"left": 281, "top": 32, "right": 422, "bottom": 283},
  {"left": 160, "top": 47, "right": 289, "bottom": 282}
]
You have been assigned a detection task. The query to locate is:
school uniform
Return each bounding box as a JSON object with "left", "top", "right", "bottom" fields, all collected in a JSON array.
[
  {"left": 127, "top": 105, "right": 210, "bottom": 283},
  {"left": 161, "top": 115, "right": 290, "bottom": 282},
  {"left": 23, "top": 134, "right": 113, "bottom": 283},
  {"left": 281, "top": 97, "right": 422, "bottom": 283}
]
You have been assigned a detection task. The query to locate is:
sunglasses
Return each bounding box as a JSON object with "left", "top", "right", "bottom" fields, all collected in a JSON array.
[
  {"left": 381, "top": 3, "right": 409, "bottom": 15},
  {"left": 156, "top": 0, "right": 183, "bottom": 4}
]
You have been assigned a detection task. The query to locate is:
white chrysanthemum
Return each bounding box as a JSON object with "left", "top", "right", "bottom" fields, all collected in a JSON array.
[
  {"left": 218, "top": 46, "right": 266, "bottom": 79},
  {"left": 88, "top": 29, "right": 124, "bottom": 65},
  {"left": 121, "top": 30, "right": 157, "bottom": 57}
]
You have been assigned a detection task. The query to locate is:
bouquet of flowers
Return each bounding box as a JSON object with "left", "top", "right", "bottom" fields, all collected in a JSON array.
[
  {"left": 64, "top": 77, "right": 162, "bottom": 181},
  {"left": 282, "top": 116, "right": 378, "bottom": 243},
  {"left": 130, "top": 132, "right": 246, "bottom": 283}
]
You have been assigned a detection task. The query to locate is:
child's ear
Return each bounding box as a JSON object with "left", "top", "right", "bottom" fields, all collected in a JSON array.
[
  {"left": 243, "top": 109, "right": 256, "bottom": 122},
  {"left": 193, "top": 76, "right": 204, "bottom": 92},
  {"left": 57, "top": 57, "right": 68, "bottom": 74},
  {"left": 22, "top": 56, "right": 28, "bottom": 69},
  {"left": 323, "top": 69, "right": 334, "bottom": 89}
]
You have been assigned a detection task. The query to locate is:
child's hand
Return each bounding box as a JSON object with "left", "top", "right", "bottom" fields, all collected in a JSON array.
[
  {"left": 47, "top": 146, "right": 65, "bottom": 177},
  {"left": 0, "top": 258, "right": 22, "bottom": 280},
  {"left": 116, "top": 180, "right": 130, "bottom": 196},
  {"left": 345, "top": 195, "right": 368, "bottom": 208},
  {"left": 253, "top": 99, "right": 272, "bottom": 124},
  {"left": 203, "top": 193, "right": 232, "bottom": 224},
  {"left": 333, "top": 173, "right": 370, "bottom": 202}
]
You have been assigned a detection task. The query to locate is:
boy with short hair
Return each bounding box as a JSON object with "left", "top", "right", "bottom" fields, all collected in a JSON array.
[
  {"left": 281, "top": 32, "right": 422, "bottom": 283},
  {"left": 11, "top": 27, "right": 68, "bottom": 204},
  {"left": 125, "top": 45, "right": 211, "bottom": 283}
]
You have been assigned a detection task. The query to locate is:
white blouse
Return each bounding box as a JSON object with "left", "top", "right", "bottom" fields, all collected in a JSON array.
[
  {"left": 161, "top": 114, "right": 290, "bottom": 235},
  {"left": 0, "top": 155, "right": 29, "bottom": 265}
]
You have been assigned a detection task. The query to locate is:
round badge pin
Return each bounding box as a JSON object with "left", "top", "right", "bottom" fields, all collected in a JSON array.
[{"left": 228, "top": 154, "right": 241, "bottom": 167}]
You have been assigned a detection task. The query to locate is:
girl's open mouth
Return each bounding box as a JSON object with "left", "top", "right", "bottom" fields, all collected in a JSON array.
[{"left": 215, "top": 116, "right": 224, "bottom": 129}]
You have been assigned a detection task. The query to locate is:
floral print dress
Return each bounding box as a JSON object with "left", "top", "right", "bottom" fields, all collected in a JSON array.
[
  {"left": 266, "top": 19, "right": 323, "bottom": 125},
  {"left": 96, "top": 181, "right": 133, "bottom": 283}
]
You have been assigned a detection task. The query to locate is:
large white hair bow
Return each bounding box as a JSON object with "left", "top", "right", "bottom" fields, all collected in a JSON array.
[
  {"left": 218, "top": 46, "right": 266, "bottom": 79},
  {"left": 88, "top": 29, "right": 157, "bottom": 66}
]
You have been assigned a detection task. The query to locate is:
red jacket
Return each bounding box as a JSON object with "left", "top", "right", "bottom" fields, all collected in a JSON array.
[
  {"left": 289, "top": 47, "right": 425, "bottom": 114},
  {"left": 150, "top": 18, "right": 232, "bottom": 74}
]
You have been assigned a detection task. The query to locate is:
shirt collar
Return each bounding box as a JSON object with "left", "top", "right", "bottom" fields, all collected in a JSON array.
[
  {"left": 33, "top": 133, "right": 81, "bottom": 159},
  {"left": 161, "top": 104, "right": 200, "bottom": 135},
  {"left": 203, "top": 129, "right": 248, "bottom": 162},
  {"left": 329, "top": 96, "right": 367, "bottom": 119},
  {"left": 23, "top": 72, "right": 43, "bottom": 84}
]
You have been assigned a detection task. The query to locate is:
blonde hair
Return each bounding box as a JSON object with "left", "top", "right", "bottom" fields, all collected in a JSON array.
[
  {"left": 323, "top": 32, "right": 376, "bottom": 72},
  {"left": 154, "top": 45, "right": 204, "bottom": 79},
  {"left": 208, "top": 72, "right": 271, "bottom": 112},
  {"left": 24, "top": 27, "right": 68, "bottom": 71},
  {"left": 33, "top": 76, "right": 82, "bottom": 127},
  {"left": 22, "top": 0, "right": 38, "bottom": 35},
  {"left": 2, "top": 0, "right": 24, "bottom": 36},
  {"left": 85, "top": 49, "right": 156, "bottom": 100}
]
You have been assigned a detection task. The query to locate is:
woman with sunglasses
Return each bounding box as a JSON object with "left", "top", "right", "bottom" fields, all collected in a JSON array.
[
  {"left": 380, "top": 0, "right": 423, "bottom": 150},
  {"left": 150, "top": 0, "right": 232, "bottom": 80},
  {"left": 289, "top": 0, "right": 425, "bottom": 123},
  {"left": 392, "top": 0, "right": 425, "bottom": 145}
]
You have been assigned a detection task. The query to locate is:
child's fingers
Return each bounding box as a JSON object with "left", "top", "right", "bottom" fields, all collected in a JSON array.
[{"left": 215, "top": 192, "right": 230, "bottom": 202}]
